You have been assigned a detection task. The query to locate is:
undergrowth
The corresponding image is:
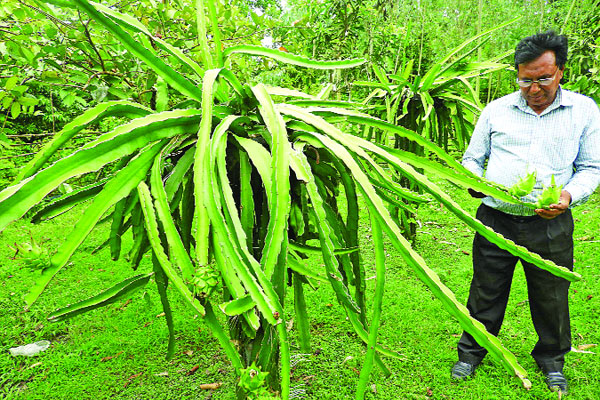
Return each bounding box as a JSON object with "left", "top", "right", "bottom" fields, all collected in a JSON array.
[{"left": 1, "top": 178, "right": 599, "bottom": 399}]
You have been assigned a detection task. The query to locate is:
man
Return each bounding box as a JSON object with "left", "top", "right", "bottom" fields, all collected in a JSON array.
[{"left": 451, "top": 30, "right": 600, "bottom": 394}]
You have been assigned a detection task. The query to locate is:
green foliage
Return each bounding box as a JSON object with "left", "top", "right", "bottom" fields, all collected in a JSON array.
[
  {"left": 239, "top": 362, "right": 270, "bottom": 399},
  {"left": 535, "top": 175, "right": 563, "bottom": 210},
  {"left": 560, "top": 0, "right": 600, "bottom": 103},
  {"left": 508, "top": 171, "right": 537, "bottom": 197},
  {"left": 9, "top": 234, "right": 51, "bottom": 271},
  {"left": 0, "top": 1, "right": 596, "bottom": 399}
]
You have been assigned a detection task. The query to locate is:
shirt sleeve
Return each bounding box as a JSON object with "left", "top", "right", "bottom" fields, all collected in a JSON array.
[
  {"left": 564, "top": 99, "right": 600, "bottom": 206},
  {"left": 461, "top": 106, "right": 491, "bottom": 177}
]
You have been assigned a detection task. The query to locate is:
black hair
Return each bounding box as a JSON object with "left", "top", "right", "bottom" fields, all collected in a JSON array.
[{"left": 514, "top": 30, "right": 568, "bottom": 69}]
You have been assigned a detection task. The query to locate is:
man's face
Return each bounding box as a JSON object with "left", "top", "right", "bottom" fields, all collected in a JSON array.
[{"left": 517, "top": 50, "right": 564, "bottom": 114}]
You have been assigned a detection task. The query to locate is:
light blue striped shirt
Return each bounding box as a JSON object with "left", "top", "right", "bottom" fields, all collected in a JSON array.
[{"left": 462, "top": 87, "right": 600, "bottom": 216}]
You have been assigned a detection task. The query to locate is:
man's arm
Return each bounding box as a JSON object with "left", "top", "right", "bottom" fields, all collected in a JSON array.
[
  {"left": 563, "top": 100, "right": 600, "bottom": 206},
  {"left": 462, "top": 108, "right": 491, "bottom": 198},
  {"left": 537, "top": 100, "right": 600, "bottom": 219}
]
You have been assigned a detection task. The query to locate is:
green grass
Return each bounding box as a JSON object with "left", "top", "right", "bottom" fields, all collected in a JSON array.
[{"left": 1, "top": 179, "right": 599, "bottom": 399}]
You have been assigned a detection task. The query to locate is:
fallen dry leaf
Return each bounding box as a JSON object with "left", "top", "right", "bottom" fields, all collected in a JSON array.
[
  {"left": 199, "top": 382, "right": 223, "bottom": 390},
  {"left": 124, "top": 372, "right": 143, "bottom": 388},
  {"left": 577, "top": 344, "right": 597, "bottom": 351},
  {"left": 587, "top": 295, "right": 593, "bottom": 300},
  {"left": 119, "top": 299, "right": 132, "bottom": 310},
  {"left": 186, "top": 365, "right": 200, "bottom": 376},
  {"left": 156, "top": 312, "right": 166, "bottom": 318},
  {"left": 183, "top": 350, "right": 194, "bottom": 356},
  {"left": 101, "top": 351, "right": 123, "bottom": 362}
]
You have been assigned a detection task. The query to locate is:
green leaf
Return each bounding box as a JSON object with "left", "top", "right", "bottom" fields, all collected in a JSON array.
[
  {"left": 5, "top": 76, "right": 18, "bottom": 91},
  {"left": 150, "top": 146, "right": 195, "bottom": 281},
  {"left": 155, "top": 77, "right": 169, "bottom": 112},
  {"left": 137, "top": 181, "right": 206, "bottom": 317},
  {"left": 204, "top": 117, "right": 285, "bottom": 332},
  {"left": 31, "top": 178, "right": 108, "bottom": 223},
  {"left": 10, "top": 102, "right": 20, "bottom": 119},
  {"left": 70, "top": 0, "right": 203, "bottom": 101},
  {"left": 219, "top": 295, "right": 256, "bottom": 316},
  {"left": 15, "top": 100, "right": 152, "bottom": 182},
  {"left": 251, "top": 84, "right": 290, "bottom": 278},
  {"left": 281, "top": 106, "right": 533, "bottom": 385},
  {"left": 24, "top": 140, "right": 168, "bottom": 307},
  {"left": 47, "top": 273, "right": 152, "bottom": 322},
  {"left": 293, "top": 272, "right": 311, "bottom": 353},
  {"left": 288, "top": 145, "right": 360, "bottom": 314},
  {"left": 152, "top": 256, "right": 176, "bottom": 360},
  {"left": 1, "top": 109, "right": 201, "bottom": 231},
  {"left": 224, "top": 45, "right": 366, "bottom": 70},
  {"left": 91, "top": 1, "right": 204, "bottom": 77}
]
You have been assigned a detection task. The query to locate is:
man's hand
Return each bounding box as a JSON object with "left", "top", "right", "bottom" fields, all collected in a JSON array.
[{"left": 535, "top": 190, "right": 571, "bottom": 219}]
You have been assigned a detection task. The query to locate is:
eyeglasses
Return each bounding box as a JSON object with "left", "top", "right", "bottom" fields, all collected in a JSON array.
[{"left": 516, "top": 68, "right": 560, "bottom": 88}]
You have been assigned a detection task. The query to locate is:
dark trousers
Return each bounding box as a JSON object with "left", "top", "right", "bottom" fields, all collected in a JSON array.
[{"left": 457, "top": 204, "right": 574, "bottom": 373}]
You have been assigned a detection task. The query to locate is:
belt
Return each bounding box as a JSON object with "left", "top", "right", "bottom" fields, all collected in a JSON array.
[
  {"left": 503, "top": 213, "right": 539, "bottom": 223},
  {"left": 482, "top": 204, "right": 538, "bottom": 223}
]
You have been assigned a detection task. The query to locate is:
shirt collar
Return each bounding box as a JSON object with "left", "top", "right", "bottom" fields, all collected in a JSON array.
[{"left": 513, "top": 86, "right": 572, "bottom": 115}]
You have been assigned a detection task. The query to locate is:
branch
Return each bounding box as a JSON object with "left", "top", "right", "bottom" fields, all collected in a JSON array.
[
  {"left": 17, "top": 0, "right": 73, "bottom": 33},
  {"left": 79, "top": 12, "right": 106, "bottom": 71}
]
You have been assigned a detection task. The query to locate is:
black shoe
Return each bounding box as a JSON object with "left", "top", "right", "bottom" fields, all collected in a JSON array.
[
  {"left": 451, "top": 361, "right": 477, "bottom": 380},
  {"left": 545, "top": 371, "right": 568, "bottom": 394}
]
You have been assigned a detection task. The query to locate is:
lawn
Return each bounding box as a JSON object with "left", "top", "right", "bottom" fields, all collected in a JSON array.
[{"left": 1, "top": 178, "right": 599, "bottom": 399}]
